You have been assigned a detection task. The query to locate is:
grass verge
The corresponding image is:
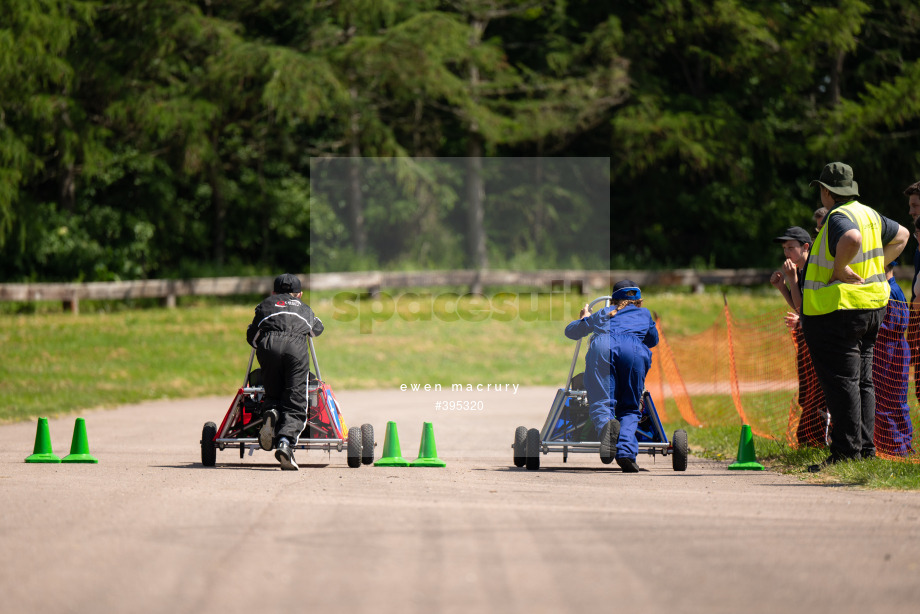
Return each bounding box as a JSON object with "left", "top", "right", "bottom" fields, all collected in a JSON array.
[
  {"left": 4, "top": 285, "right": 920, "bottom": 489},
  {"left": 687, "top": 423, "right": 920, "bottom": 490}
]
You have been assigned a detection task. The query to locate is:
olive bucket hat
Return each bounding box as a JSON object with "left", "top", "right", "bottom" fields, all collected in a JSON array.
[{"left": 809, "top": 162, "right": 859, "bottom": 197}]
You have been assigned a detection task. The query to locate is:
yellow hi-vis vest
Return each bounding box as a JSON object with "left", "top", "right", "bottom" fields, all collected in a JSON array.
[{"left": 802, "top": 201, "right": 889, "bottom": 316}]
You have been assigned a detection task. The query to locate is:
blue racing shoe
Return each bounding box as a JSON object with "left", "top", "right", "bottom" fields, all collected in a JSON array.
[{"left": 599, "top": 419, "right": 620, "bottom": 465}]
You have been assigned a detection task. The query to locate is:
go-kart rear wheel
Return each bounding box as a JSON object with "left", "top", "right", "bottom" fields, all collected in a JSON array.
[
  {"left": 525, "top": 428, "right": 541, "bottom": 471},
  {"left": 347, "top": 427, "right": 362, "bottom": 468},
  {"left": 672, "top": 429, "right": 689, "bottom": 471},
  {"left": 361, "top": 423, "right": 375, "bottom": 465},
  {"left": 201, "top": 422, "right": 217, "bottom": 467},
  {"left": 513, "top": 426, "right": 527, "bottom": 467}
]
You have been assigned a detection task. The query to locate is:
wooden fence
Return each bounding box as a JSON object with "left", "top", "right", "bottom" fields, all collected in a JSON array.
[{"left": 5, "top": 266, "right": 900, "bottom": 314}]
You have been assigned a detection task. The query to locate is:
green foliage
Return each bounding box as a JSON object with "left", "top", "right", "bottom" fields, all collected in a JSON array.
[
  {"left": 3, "top": 1, "right": 920, "bottom": 279},
  {"left": 30, "top": 203, "right": 155, "bottom": 281},
  {"left": 0, "top": 0, "right": 96, "bottom": 247}
]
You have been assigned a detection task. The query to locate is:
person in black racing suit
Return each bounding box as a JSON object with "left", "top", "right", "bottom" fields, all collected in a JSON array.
[{"left": 246, "top": 273, "right": 324, "bottom": 470}]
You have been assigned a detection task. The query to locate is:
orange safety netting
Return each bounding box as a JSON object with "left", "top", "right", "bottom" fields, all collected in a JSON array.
[{"left": 649, "top": 298, "right": 920, "bottom": 463}]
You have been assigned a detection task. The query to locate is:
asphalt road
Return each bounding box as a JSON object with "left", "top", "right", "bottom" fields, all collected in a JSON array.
[{"left": 2, "top": 387, "right": 919, "bottom": 614}]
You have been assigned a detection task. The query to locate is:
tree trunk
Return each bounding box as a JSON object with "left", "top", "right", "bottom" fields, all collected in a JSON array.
[
  {"left": 60, "top": 164, "right": 76, "bottom": 213},
  {"left": 467, "top": 17, "right": 487, "bottom": 293},
  {"left": 534, "top": 146, "right": 544, "bottom": 253},
  {"left": 466, "top": 137, "right": 487, "bottom": 292},
  {"left": 58, "top": 108, "right": 75, "bottom": 212},
  {"left": 347, "top": 145, "right": 365, "bottom": 256},
  {"left": 829, "top": 49, "right": 845, "bottom": 106},
  {"left": 258, "top": 147, "right": 270, "bottom": 263},
  {"left": 209, "top": 161, "right": 226, "bottom": 267},
  {"left": 348, "top": 87, "right": 366, "bottom": 256}
]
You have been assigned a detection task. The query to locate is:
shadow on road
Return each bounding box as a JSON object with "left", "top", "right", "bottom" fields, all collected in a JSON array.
[
  {"left": 758, "top": 481, "right": 857, "bottom": 488},
  {"left": 479, "top": 466, "right": 705, "bottom": 476},
  {"left": 152, "top": 462, "right": 331, "bottom": 470}
]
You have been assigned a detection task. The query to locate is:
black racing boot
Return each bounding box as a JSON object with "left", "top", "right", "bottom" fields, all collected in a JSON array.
[
  {"left": 616, "top": 457, "right": 640, "bottom": 473},
  {"left": 275, "top": 439, "right": 298, "bottom": 471},
  {"left": 807, "top": 453, "right": 850, "bottom": 473},
  {"left": 259, "top": 408, "right": 278, "bottom": 451}
]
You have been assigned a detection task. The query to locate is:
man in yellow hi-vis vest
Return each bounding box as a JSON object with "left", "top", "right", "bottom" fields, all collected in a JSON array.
[{"left": 802, "top": 162, "right": 909, "bottom": 472}]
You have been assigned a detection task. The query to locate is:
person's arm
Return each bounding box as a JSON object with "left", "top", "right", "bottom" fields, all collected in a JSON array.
[
  {"left": 783, "top": 260, "right": 803, "bottom": 312},
  {"left": 883, "top": 223, "right": 909, "bottom": 266},
  {"left": 246, "top": 307, "right": 261, "bottom": 347},
  {"left": 300, "top": 303, "right": 324, "bottom": 337},
  {"left": 787, "top": 284, "right": 803, "bottom": 313},
  {"left": 771, "top": 268, "right": 796, "bottom": 310},
  {"left": 829, "top": 229, "right": 864, "bottom": 284},
  {"left": 644, "top": 314, "right": 659, "bottom": 349},
  {"left": 770, "top": 269, "right": 796, "bottom": 310},
  {"left": 564, "top": 306, "right": 593, "bottom": 340},
  {"left": 311, "top": 316, "right": 324, "bottom": 337}
]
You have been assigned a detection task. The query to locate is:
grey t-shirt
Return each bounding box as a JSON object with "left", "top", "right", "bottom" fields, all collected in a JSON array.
[{"left": 822, "top": 203, "right": 899, "bottom": 257}]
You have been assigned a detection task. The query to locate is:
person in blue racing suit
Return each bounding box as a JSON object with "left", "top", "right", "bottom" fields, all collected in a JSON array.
[
  {"left": 872, "top": 260, "right": 914, "bottom": 456},
  {"left": 564, "top": 280, "right": 659, "bottom": 472}
]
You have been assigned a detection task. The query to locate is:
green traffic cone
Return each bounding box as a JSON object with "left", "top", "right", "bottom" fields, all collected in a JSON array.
[
  {"left": 62, "top": 417, "right": 98, "bottom": 463},
  {"left": 728, "top": 424, "right": 765, "bottom": 470},
  {"left": 25, "top": 417, "right": 61, "bottom": 463},
  {"left": 373, "top": 421, "right": 410, "bottom": 467},
  {"left": 411, "top": 422, "right": 446, "bottom": 467}
]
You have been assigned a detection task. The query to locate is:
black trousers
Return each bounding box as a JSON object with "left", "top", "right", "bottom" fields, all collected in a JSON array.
[
  {"left": 792, "top": 327, "right": 829, "bottom": 446},
  {"left": 802, "top": 307, "right": 885, "bottom": 459},
  {"left": 256, "top": 333, "right": 309, "bottom": 444}
]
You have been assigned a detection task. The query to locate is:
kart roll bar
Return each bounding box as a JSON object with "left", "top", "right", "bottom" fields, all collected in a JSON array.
[{"left": 563, "top": 296, "right": 611, "bottom": 393}]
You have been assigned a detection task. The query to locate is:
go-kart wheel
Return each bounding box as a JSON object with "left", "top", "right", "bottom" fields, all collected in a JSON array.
[
  {"left": 672, "top": 429, "right": 689, "bottom": 471},
  {"left": 201, "top": 422, "right": 217, "bottom": 467},
  {"left": 360, "top": 423, "right": 375, "bottom": 465},
  {"left": 513, "top": 426, "right": 527, "bottom": 467},
  {"left": 347, "top": 427, "right": 362, "bottom": 468},
  {"left": 525, "top": 428, "right": 541, "bottom": 471}
]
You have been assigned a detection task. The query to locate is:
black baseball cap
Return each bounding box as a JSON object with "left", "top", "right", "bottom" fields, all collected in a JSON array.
[
  {"left": 774, "top": 226, "right": 813, "bottom": 245},
  {"left": 810, "top": 162, "right": 859, "bottom": 197},
  {"left": 273, "top": 273, "right": 302, "bottom": 294}
]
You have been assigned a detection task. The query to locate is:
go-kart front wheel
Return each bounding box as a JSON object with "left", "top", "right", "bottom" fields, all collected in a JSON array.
[
  {"left": 347, "top": 427, "right": 362, "bottom": 468},
  {"left": 513, "top": 426, "right": 527, "bottom": 467},
  {"left": 672, "top": 429, "right": 689, "bottom": 471},
  {"left": 525, "top": 428, "right": 541, "bottom": 471},
  {"left": 201, "top": 422, "right": 217, "bottom": 467},
  {"left": 361, "top": 423, "right": 375, "bottom": 465}
]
